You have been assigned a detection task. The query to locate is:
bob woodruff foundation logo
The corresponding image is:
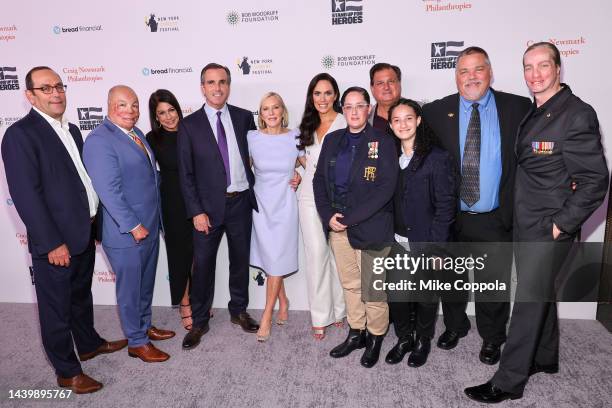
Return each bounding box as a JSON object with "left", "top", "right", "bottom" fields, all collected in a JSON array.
[
  {"left": 321, "top": 54, "right": 375, "bottom": 70},
  {"left": 226, "top": 9, "right": 279, "bottom": 25}
]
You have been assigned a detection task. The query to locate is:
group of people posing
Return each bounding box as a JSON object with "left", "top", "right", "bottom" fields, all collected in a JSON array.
[{"left": 2, "top": 42, "right": 608, "bottom": 404}]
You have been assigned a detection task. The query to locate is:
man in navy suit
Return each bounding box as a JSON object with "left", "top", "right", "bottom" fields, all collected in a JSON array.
[
  {"left": 1, "top": 67, "right": 126, "bottom": 393},
  {"left": 178, "top": 63, "right": 260, "bottom": 350},
  {"left": 83, "top": 85, "right": 175, "bottom": 363}
]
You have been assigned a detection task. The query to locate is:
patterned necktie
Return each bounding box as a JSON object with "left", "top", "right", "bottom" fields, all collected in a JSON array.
[
  {"left": 216, "top": 111, "right": 231, "bottom": 187},
  {"left": 461, "top": 103, "right": 480, "bottom": 207},
  {"left": 128, "top": 130, "right": 151, "bottom": 164}
]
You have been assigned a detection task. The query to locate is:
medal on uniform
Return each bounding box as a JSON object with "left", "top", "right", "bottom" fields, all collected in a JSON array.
[
  {"left": 364, "top": 166, "right": 376, "bottom": 181},
  {"left": 367, "top": 141, "right": 379, "bottom": 159},
  {"left": 532, "top": 141, "right": 554, "bottom": 155}
]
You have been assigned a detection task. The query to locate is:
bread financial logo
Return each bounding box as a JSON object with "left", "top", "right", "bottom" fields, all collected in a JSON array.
[
  {"left": 51, "top": 24, "right": 102, "bottom": 34},
  {"left": 0, "top": 66, "right": 19, "bottom": 91},
  {"left": 144, "top": 13, "right": 180, "bottom": 32},
  {"left": 142, "top": 66, "right": 193, "bottom": 76},
  {"left": 78, "top": 107, "right": 103, "bottom": 131},
  {"left": 332, "top": 0, "right": 363, "bottom": 25},
  {"left": 430, "top": 41, "right": 464, "bottom": 70}
]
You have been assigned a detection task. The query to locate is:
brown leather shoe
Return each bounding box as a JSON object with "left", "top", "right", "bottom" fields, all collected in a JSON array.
[
  {"left": 147, "top": 326, "right": 176, "bottom": 341},
  {"left": 128, "top": 342, "right": 170, "bottom": 363},
  {"left": 79, "top": 339, "right": 128, "bottom": 361},
  {"left": 57, "top": 373, "right": 103, "bottom": 394},
  {"left": 230, "top": 312, "right": 260, "bottom": 333}
]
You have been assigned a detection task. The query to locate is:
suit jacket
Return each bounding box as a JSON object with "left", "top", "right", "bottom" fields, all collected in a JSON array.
[
  {"left": 514, "top": 85, "right": 609, "bottom": 241},
  {"left": 177, "top": 104, "right": 257, "bottom": 226},
  {"left": 2, "top": 109, "right": 94, "bottom": 257},
  {"left": 313, "top": 124, "right": 398, "bottom": 250},
  {"left": 394, "top": 146, "right": 458, "bottom": 243},
  {"left": 83, "top": 118, "right": 161, "bottom": 249},
  {"left": 422, "top": 89, "right": 531, "bottom": 231}
]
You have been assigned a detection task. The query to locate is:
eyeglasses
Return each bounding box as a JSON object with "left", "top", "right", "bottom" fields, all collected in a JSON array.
[
  {"left": 29, "top": 84, "right": 67, "bottom": 94},
  {"left": 342, "top": 103, "right": 369, "bottom": 112}
]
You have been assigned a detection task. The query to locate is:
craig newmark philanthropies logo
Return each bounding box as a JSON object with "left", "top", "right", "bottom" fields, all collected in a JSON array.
[
  {"left": 430, "top": 41, "right": 464, "bottom": 70},
  {"left": 331, "top": 0, "right": 363, "bottom": 25}
]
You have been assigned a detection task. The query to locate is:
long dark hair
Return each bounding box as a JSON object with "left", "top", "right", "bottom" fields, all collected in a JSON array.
[
  {"left": 148, "top": 89, "right": 184, "bottom": 143},
  {"left": 297, "top": 73, "right": 341, "bottom": 150},
  {"left": 387, "top": 98, "right": 438, "bottom": 158}
]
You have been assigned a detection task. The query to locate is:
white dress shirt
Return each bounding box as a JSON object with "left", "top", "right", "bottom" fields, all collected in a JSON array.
[
  {"left": 34, "top": 107, "right": 99, "bottom": 217},
  {"left": 204, "top": 103, "right": 249, "bottom": 192}
]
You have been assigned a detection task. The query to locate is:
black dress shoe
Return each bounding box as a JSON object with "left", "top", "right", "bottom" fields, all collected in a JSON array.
[
  {"left": 479, "top": 341, "right": 501, "bottom": 365},
  {"left": 529, "top": 363, "right": 559, "bottom": 376},
  {"left": 360, "top": 331, "right": 384, "bottom": 368},
  {"left": 407, "top": 335, "right": 431, "bottom": 367},
  {"left": 182, "top": 325, "right": 209, "bottom": 350},
  {"left": 330, "top": 328, "right": 366, "bottom": 358},
  {"left": 385, "top": 334, "right": 414, "bottom": 364},
  {"left": 464, "top": 382, "right": 522, "bottom": 404},
  {"left": 230, "top": 312, "right": 260, "bottom": 333},
  {"left": 436, "top": 330, "right": 466, "bottom": 350}
]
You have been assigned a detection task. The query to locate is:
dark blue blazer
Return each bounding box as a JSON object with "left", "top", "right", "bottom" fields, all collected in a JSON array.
[
  {"left": 394, "top": 146, "right": 458, "bottom": 243},
  {"left": 1, "top": 109, "right": 93, "bottom": 257},
  {"left": 177, "top": 104, "right": 257, "bottom": 226},
  {"left": 313, "top": 124, "right": 398, "bottom": 250}
]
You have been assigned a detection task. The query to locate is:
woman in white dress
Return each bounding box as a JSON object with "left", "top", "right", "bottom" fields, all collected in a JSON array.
[
  {"left": 248, "top": 92, "right": 300, "bottom": 342},
  {"left": 297, "top": 73, "right": 347, "bottom": 340}
]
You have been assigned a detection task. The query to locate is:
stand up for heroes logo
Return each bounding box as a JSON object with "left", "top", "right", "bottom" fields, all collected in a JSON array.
[
  {"left": 0, "top": 66, "right": 19, "bottom": 91},
  {"left": 431, "top": 41, "right": 464, "bottom": 70},
  {"left": 332, "top": 0, "right": 363, "bottom": 25}
]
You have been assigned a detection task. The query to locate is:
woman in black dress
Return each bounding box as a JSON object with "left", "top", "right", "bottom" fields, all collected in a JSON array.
[{"left": 146, "top": 89, "right": 194, "bottom": 330}]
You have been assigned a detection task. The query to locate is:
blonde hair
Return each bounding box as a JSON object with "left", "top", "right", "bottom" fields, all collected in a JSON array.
[{"left": 258, "top": 92, "right": 289, "bottom": 129}]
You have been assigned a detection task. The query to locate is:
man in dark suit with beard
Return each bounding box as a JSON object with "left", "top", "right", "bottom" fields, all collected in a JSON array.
[
  {"left": 465, "top": 42, "right": 608, "bottom": 403},
  {"left": 422, "top": 46, "right": 532, "bottom": 365}
]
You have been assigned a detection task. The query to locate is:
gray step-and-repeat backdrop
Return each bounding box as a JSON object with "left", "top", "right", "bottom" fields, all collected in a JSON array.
[{"left": 1, "top": 1, "right": 609, "bottom": 318}]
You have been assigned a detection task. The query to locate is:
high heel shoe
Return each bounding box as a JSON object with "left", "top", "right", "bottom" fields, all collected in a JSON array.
[
  {"left": 256, "top": 320, "right": 272, "bottom": 342},
  {"left": 312, "top": 326, "right": 326, "bottom": 340},
  {"left": 179, "top": 303, "right": 193, "bottom": 331},
  {"left": 276, "top": 300, "right": 289, "bottom": 325}
]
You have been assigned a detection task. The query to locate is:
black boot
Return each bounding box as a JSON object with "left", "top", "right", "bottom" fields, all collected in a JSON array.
[
  {"left": 385, "top": 333, "right": 415, "bottom": 364},
  {"left": 330, "top": 328, "right": 366, "bottom": 358},
  {"left": 407, "top": 335, "right": 431, "bottom": 368},
  {"left": 360, "top": 331, "right": 384, "bottom": 368}
]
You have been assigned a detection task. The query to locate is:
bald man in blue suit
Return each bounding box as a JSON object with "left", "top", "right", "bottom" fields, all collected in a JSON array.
[{"left": 84, "top": 85, "right": 174, "bottom": 363}]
